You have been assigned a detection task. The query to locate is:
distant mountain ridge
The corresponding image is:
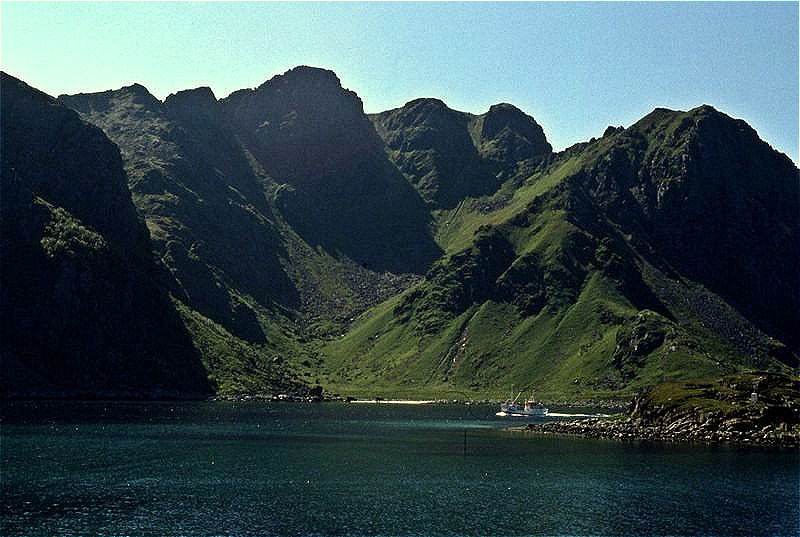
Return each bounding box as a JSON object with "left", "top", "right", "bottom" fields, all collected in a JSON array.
[
  {"left": 370, "top": 98, "right": 551, "bottom": 208},
  {"left": 1, "top": 66, "right": 797, "bottom": 399}
]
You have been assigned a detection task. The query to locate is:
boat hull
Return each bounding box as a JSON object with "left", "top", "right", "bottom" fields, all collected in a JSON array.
[{"left": 499, "top": 403, "right": 549, "bottom": 417}]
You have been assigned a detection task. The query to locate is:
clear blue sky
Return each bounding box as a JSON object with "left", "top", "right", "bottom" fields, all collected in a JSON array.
[{"left": 2, "top": 2, "right": 797, "bottom": 163}]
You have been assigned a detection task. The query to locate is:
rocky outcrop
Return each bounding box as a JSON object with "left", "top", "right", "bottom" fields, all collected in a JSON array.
[
  {"left": 61, "top": 81, "right": 296, "bottom": 344},
  {"left": 221, "top": 66, "right": 441, "bottom": 274},
  {"left": 470, "top": 102, "right": 552, "bottom": 178},
  {"left": 164, "top": 86, "right": 219, "bottom": 121},
  {"left": 522, "top": 372, "right": 799, "bottom": 447},
  {"left": 221, "top": 66, "right": 376, "bottom": 185},
  {"left": 371, "top": 98, "right": 496, "bottom": 208}
]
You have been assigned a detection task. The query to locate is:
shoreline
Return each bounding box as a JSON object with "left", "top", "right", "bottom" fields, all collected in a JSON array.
[
  {"left": 2, "top": 394, "right": 631, "bottom": 409},
  {"left": 514, "top": 417, "right": 799, "bottom": 448}
]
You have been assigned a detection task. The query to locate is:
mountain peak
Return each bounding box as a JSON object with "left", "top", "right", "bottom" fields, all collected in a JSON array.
[
  {"left": 219, "top": 64, "right": 380, "bottom": 188},
  {"left": 165, "top": 86, "right": 216, "bottom": 104},
  {"left": 165, "top": 86, "right": 216, "bottom": 110},
  {"left": 690, "top": 103, "right": 721, "bottom": 116},
  {"left": 257, "top": 65, "right": 343, "bottom": 92},
  {"left": 222, "top": 65, "right": 364, "bottom": 123},
  {"left": 481, "top": 102, "right": 539, "bottom": 131},
  {"left": 119, "top": 83, "right": 162, "bottom": 107},
  {"left": 487, "top": 102, "right": 523, "bottom": 114},
  {"left": 381, "top": 98, "right": 465, "bottom": 133},
  {"left": 59, "top": 82, "right": 163, "bottom": 116},
  {"left": 473, "top": 101, "right": 551, "bottom": 163},
  {"left": 403, "top": 97, "right": 449, "bottom": 109},
  {"left": 165, "top": 87, "right": 220, "bottom": 123},
  {"left": 124, "top": 82, "right": 152, "bottom": 94},
  {"left": 633, "top": 104, "right": 768, "bottom": 156}
]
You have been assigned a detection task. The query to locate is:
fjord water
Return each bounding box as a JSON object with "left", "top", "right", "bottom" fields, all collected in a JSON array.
[{"left": 1, "top": 402, "right": 797, "bottom": 537}]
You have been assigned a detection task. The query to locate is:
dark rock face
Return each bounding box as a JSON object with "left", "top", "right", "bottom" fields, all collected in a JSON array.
[
  {"left": 164, "top": 87, "right": 224, "bottom": 131},
  {"left": 371, "top": 98, "right": 495, "bottom": 208},
  {"left": 472, "top": 102, "right": 552, "bottom": 176},
  {"left": 222, "top": 66, "right": 374, "bottom": 185},
  {"left": 61, "top": 82, "right": 297, "bottom": 344},
  {"left": 372, "top": 99, "right": 552, "bottom": 208},
  {"left": 221, "top": 66, "right": 441, "bottom": 274},
  {"left": 582, "top": 106, "right": 800, "bottom": 355},
  {"left": 165, "top": 86, "right": 218, "bottom": 115},
  {"left": 3, "top": 76, "right": 144, "bottom": 251},
  {"left": 1, "top": 73, "right": 211, "bottom": 397}
]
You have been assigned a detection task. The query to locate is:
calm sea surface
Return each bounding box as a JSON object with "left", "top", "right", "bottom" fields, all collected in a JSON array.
[{"left": 1, "top": 401, "right": 797, "bottom": 536}]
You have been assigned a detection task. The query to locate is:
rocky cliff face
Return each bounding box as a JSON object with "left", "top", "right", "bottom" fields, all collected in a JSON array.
[
  {"left": 221, "top": 66, "right": 376, "bottom": 186},
  {"left": 1, "top": 73, "right": 211, "bottom": 397},
  {"left": 371, "top": 98, "right": 494, "bottom": 208},
  {"left": 471, "top": 102, "right": 552, "bottom": 178},
  {"left": 580, "top": 106, "right": 800, "bottom": 354},
  {"left": 371, "top": 99, "right": 551, "bottom": 208},
  {"left": 221, "top": 66, "right": 441, "bottom": 274},
  {"left": 60, "top": 82, "right": 296, "bottom": 346}
]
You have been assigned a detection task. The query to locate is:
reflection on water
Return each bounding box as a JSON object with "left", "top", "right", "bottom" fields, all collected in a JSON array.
[{"left": 1, "top": 401, "right": 797, "bottom": 536}]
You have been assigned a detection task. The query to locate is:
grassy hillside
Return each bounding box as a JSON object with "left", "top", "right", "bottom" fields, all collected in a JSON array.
[
  {"left": 320, "top": 106, "right": 797, "bottom": 400},
  {"left": 10, "top": 66, "right": 793, "bottom": 401}
]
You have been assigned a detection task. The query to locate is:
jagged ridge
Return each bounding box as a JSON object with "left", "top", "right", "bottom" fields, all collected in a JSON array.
[{"left": 3, "top": 67, "right": 797, "bottom": 401}]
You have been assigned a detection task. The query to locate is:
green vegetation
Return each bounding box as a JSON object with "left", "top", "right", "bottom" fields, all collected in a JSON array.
[
  {"left": 6, "top": 69, "right": 796, "bottom": 400},
  {"left": 38, "top": 199, "right": 108, "bottom": 258},
  {"left": 319, "top": 104, "right": 797, "bottom": 401},
  {"left": 172, "top": 298, "right": 307, "bottom": 394},
  {"left": 636, "top": 371, "right": 800, "bottom": 420}
]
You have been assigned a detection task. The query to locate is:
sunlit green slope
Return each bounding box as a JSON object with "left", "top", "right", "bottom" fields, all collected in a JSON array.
[{"left": 321, "top": 106, "right": 798, "bottom": 400}]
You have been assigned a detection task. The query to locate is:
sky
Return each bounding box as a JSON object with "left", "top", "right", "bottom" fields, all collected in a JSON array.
[{"left": 1, "top": 2, "right": 798, "bottom": 163}]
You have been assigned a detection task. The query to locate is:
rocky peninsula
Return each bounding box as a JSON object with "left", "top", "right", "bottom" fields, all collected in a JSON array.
[{"left": 520, "top": 372, "right": 799, "bottom": 447}]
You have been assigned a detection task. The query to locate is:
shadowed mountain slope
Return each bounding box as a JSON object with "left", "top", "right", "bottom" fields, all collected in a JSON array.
[
  {"left": 220, "top": 66, "right": 441, "bottom": 274},
  {"left": 371, "top": 98, "right": 551, "bottom": 209},
  {"left": 0, "top": 72, "right": 211, "bottom": 397},
  {"left": 57, "top": 68, "right": 436, "bottom": 393},
  {"left": 60, "top": 83, "right": 298, "bottom": 346},
  {"left": 579, "top": 105, "right": 800, "bottom": 353}
]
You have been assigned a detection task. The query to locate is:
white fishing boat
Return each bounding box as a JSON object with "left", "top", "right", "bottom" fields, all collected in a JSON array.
[{"left": 499, "top": 391, "right": 549, "bottom": 417}]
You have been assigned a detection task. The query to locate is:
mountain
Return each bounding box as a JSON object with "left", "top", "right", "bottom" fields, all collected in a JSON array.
[
  {"left": 3, "top": 67, "right": 796, "bottom": 400},
  {"left": 0, "top": 72, "right": 210, "bottom": 397},
  {"left": 321, "top": 105, "right": 799, "bottom": 399},
  {"left": 59, "top": 82, "right": 296, "bottom": 342},
  {"left": 370, "top": 98, "right": 551, "bottom": 208},
  {"left": 57, "top": 68, "right": 435, "bottom": 393},
  {"left": 220, "top": 66, "right": 440, "bottom": 274}
]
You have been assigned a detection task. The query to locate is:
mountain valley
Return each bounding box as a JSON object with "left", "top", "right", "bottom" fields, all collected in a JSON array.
[{"left": 2, "top": 67, "right": 797, "bottom": 400}]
